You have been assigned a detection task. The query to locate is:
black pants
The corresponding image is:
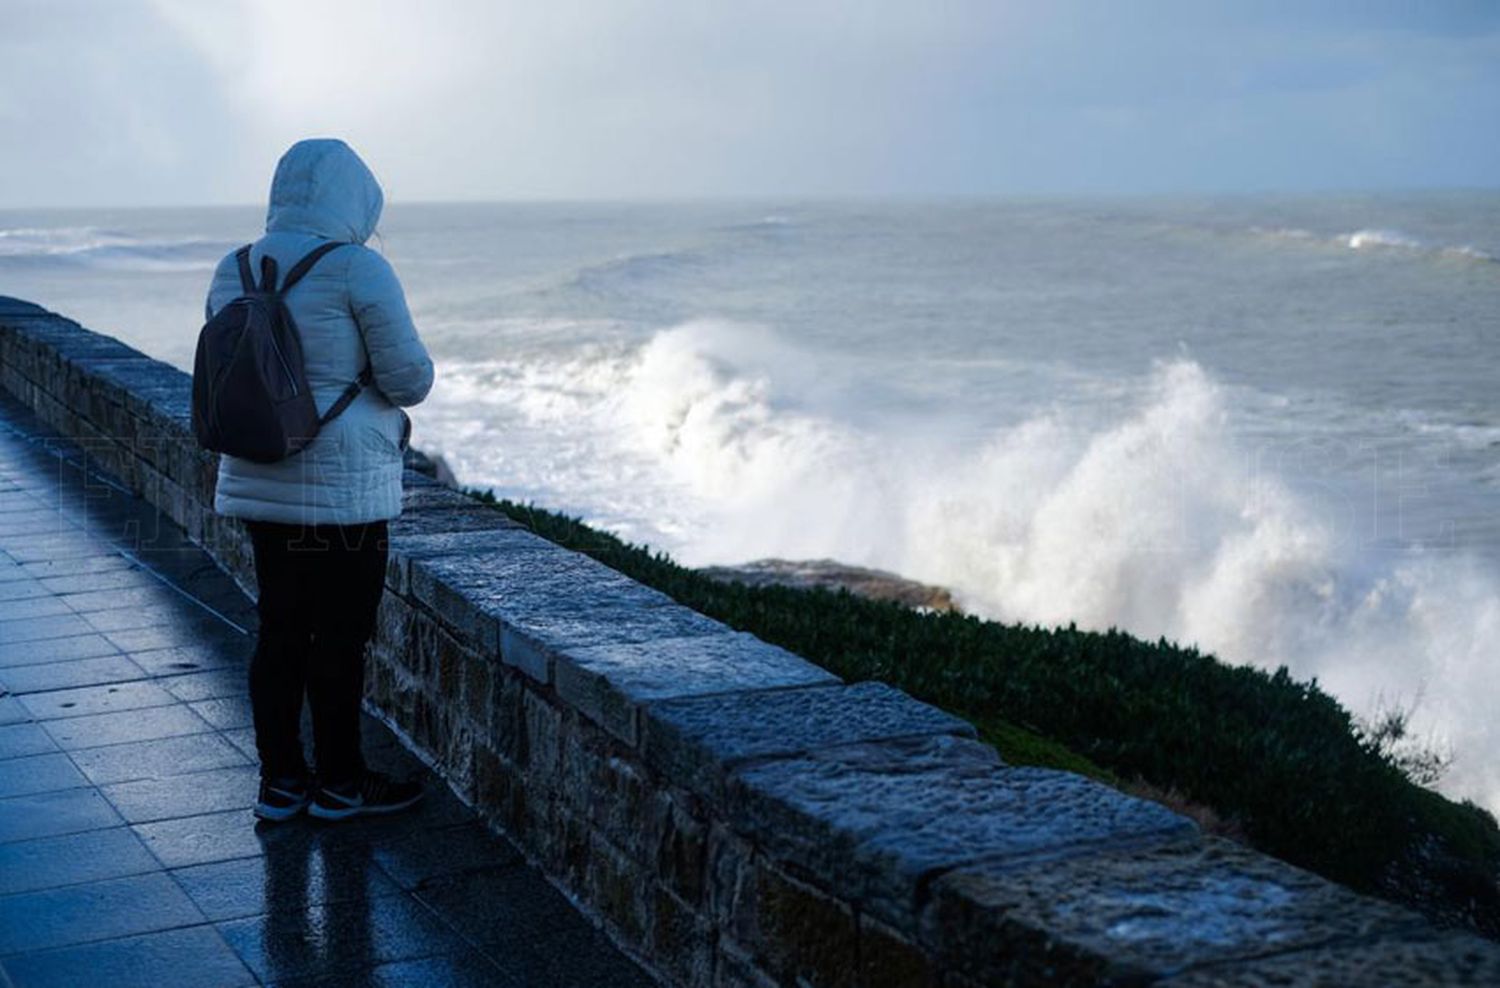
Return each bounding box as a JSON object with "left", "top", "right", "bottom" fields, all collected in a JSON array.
[{"left": 246, "top": 519, "right": 388, "bottom": 785}]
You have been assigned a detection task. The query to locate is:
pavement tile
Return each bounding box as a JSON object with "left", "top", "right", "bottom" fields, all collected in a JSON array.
[
  {"left": 0, "top": 924, "right": 255, "bottom": 988},
  {"left": 222, "top": 727, "right": 259, "bottom": 762},
  {"left": 0, "top": 612, "right": 96, "bottom": 644},
  {"left": 0, "top": 696, "right": 30, "bottom": 726},
  {"left": 370, "top": 822, "right": 524, "bottom": 891},
  {"left": 0, "top": 502, "right": 52, "bottom": 521},
  {"left": 189, "top": 696, "right": 254, "bottom": 730},
  {"left": 36, "top": 565, "right": 153, "bottom": 593},
  {"left": 0, "top": 633, "right": 119, "bottom": 667},
  {"left": 133, "top": 808, "right": 288, "bottom": 869},
  {"left": 0, "top": 515, "right": 71, "bottom": 539},
  {"left": 0, "top": 654, "right": 148, "bottom": 694},
  {"left": 158, "top": 668, "right": 249, "bottom": 702},
  {"left": 314, "top": 779, "right": 474, "bottom": 844},
  {"left": 102, "top": 764, "right": 262, "bottom": 824},
  {"left": 0, "top": 788, "right": 123, "bottom": 844},
  {"left": 18, "top": 679, "right": 177, "bottom": 720},
  {"left": 0, "top": 722, "right": 57, "bottom": 760},
  {"left": 43, "top": 703, "right": 214, "bottom": 750},
  {"left": 175, "top": 835, "right": 404, "bottom": 922},
  {"left": 414, "top": 865, "right": 657, "bottom": 988},
  {"left": 70, "top": 732, "right": 249, "bottom": 786},
  {"left": 217, "top": 889, "right": 470, "bottom": 985},
  {"left": 0, "top": 825, "right": 159, "bottom": 895},
  {"left": 0, "top": 595, "right": 73, "bottom": 623},
  {"left": 0, "top": 752, "right": 88, "bottom": 798},
  {"left": 265, "top": 951, "right": 523, "bottom": 988},
  {"left": 130, "top": 643, "right": 246, "bottom": 677},
  {"left": 20, "top": 555, "right": 136, "bottom": 581},
  {"left": 105, "top": 624, "right": 253, "bottom": 656},
  {"left": 1, "top": 533, "right": 114, "bottom": 564},
  {"left": 82, "top": 603, "right": 202, "bottom": 635},
  {"left": 0, "top": 578, "right": 51, "bottom": 602},
  {"left": 0, "top": 872, "right": 206, "bottom": 955},
  {"left": 56, "top": 583, "right": 181, "bottom": 614}
]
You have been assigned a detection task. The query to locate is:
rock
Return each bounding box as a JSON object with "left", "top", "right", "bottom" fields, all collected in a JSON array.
[
  {"left": 403, "top": 446, "right": 460, "bottom": 488},
  {"left": 697, "top": 558, "right": 958, "bottom": 612}
]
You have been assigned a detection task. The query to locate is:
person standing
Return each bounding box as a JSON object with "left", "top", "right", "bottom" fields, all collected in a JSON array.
[{"left": 204, "top": 138, "right": 434, "bottom": 822}]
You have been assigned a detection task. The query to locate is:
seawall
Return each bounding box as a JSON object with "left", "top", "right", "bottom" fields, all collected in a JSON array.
[{"left": 3, "top": 295, "right": 1497, "bottom": 987}]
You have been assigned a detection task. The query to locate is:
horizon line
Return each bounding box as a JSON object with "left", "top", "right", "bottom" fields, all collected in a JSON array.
[{"left": 6, "top": 185, "right": 1500, "bottom": 213}]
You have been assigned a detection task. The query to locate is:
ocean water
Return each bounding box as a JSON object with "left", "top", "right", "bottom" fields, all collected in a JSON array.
[{"left": 3, "top": 195, "right": 1498, "bottom": 809}]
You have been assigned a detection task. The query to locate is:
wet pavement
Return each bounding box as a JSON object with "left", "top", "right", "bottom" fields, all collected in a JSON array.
[{"left": 0, "top": 391, "right": 658, "bottom": 987}]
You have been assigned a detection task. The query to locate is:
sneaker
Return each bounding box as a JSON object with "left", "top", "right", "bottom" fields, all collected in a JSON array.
[
  {"left": 254, "top": 776, "right": 311, "bottom": 822},
  {"left": 307, "top": 770, "right": 423, "bottom": 821}
]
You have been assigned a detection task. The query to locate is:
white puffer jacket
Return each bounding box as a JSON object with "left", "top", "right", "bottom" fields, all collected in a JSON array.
[{"left": 205, "top": 139, "right": 434, "bottom": 526}]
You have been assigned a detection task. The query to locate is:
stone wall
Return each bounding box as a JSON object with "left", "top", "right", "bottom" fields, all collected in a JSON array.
[{"left": 4, "top": 295, "right": 1498, "bottom": 987}]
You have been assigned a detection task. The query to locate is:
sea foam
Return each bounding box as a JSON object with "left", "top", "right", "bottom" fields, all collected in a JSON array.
[{"left": 0, "top": 225, "right": 219, "bottom": 271}]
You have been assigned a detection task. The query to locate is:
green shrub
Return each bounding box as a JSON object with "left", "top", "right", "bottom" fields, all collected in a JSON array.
[{"left": 472, "top": 491, "right": 1500, "bottom": 934}]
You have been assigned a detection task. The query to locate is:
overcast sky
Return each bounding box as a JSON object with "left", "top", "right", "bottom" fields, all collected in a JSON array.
[{"left": 2, "top": 0, "right": 1497, "bottom": 208}]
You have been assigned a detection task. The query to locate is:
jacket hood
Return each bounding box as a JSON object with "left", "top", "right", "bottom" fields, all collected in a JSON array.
[{"left": 265, "top": 139, "right": 383, "bottom": 244}]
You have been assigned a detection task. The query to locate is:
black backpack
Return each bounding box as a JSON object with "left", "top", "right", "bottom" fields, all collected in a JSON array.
[{"left": 191, "top": 241, "right": 371, "bottom": 464}]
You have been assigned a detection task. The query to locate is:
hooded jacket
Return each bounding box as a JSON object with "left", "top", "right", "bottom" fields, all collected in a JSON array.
[{"left": 205, "top": 139, "right": 434, "bottom": 526}]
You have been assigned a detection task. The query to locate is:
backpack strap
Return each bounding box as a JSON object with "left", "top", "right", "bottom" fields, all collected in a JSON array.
[
  {"left": 259, "top": 255, "right": 279, "bottom": 293},
  {"left": 234, "top": 246, "right": 255, "bottom": 293},
  {"left": 280, "top": 241, "right": 346, "bottom": 293},
  {"left": 317, "top": 365, "right": 374, "bottom": 428}
]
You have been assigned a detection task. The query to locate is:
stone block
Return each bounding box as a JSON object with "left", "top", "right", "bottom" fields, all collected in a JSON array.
[
  {"left": 1158, "top": 929, "right": 1500, "bottom": 987},
  {"left": 373, "top": 592, "right": 416, "bottom": 663},
  {"left": 547, "top": 801, "right": 594, "bottom": 890},
  {"left": 729, "top": 734, "right": 1196, "bottom": 928},
  {"left": 488, "top": 671, "right": 526, "bottom": 764},
  {"left": 400, "top": 529, "right": 562, "bottom": 649},
  {"left": 385, "top": 551, "right": 408, "bottom": 594},
  {"left": 389, "top": 505, "right": 523, "bottom": 539},
  {"left": 439, "top": 723, "right": 477, "bottom": 803},
  {"left": 650, "top": 883, "right": 714, "bottom": 988},
  {"left": 394, "top": 525, "right": 553, "bottom": 564},
  {"left": 728, "top": 862, "right": 859, "bottom": 988},
  {"left": 521, "top": 687, "right": 563, "bottom": 781},
  {"left": 926, "top": 836, "right": 1444, "bottom": 987},
  {"left": 643, "top": 681, "right": 970, "bottom": 799},
  {"left": 400, "top": 482, "right": 480, "bottom": 510},
  {"left": 409, "top": 543, "right": 724, "bottom": 684},
  {"left": 860, "top": 913, "right": 939, "bottom": 988},
  {"left": 409, "top": 559, "right": 504, "bottom": 654},
  {"left": 657, "top": 791, "right": 709, "bottom": 907},
  {"left": 713, "top": 938, "right": 781, "bottom": 988},
  {"left": 706, "top": 823, "right": 756, "bottom": 929},
  {"left": 559, "top": 720, "right": 653, "bottom": 857},
  {"left": 462, "top": 654, "right": 494, "bottom": 730},
  {"left": 473, "top": 744, "right": 536, "bottom": 840},
  {"left": 556, "top": 631, "right": 841, "bottom": 748},
  {"left": 587, "top": 829, "right": 650, "bottom": 944}
]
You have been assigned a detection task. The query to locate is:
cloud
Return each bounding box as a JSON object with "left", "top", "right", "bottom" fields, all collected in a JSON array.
[{"left": 1, "top": 0, "right": 1497, "bottom": 206}]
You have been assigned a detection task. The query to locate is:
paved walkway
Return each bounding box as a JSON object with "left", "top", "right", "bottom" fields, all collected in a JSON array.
[{"left": 0, "top": 391, "right": 657, "bottom": 988}]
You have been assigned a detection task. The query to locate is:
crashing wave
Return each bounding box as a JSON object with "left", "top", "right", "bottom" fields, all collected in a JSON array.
[
  {"left": 1251, "top": 225, "right": 1494, "bottom": 262},
  {"left": 424, "top": 319, "right": 1500, "bottom": 811},
  {"left": 0, "top": 226, "right": 222, "bottom": 271},
  {"left": 1345, "top": 228, "right": 1424, "bottom": 251}
]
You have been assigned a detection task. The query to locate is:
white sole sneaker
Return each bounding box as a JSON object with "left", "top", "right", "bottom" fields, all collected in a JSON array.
[
  {"left": 306, "top": 788, "right": 422, "bottom": 821},
  {"left": 253, "top": 783, "right": 310, "bottom": 822}
]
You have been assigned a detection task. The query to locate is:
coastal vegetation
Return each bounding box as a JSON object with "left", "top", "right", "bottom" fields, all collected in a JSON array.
[{"left": 469, "top": 489, "right": 1500, "bottom": 937}]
